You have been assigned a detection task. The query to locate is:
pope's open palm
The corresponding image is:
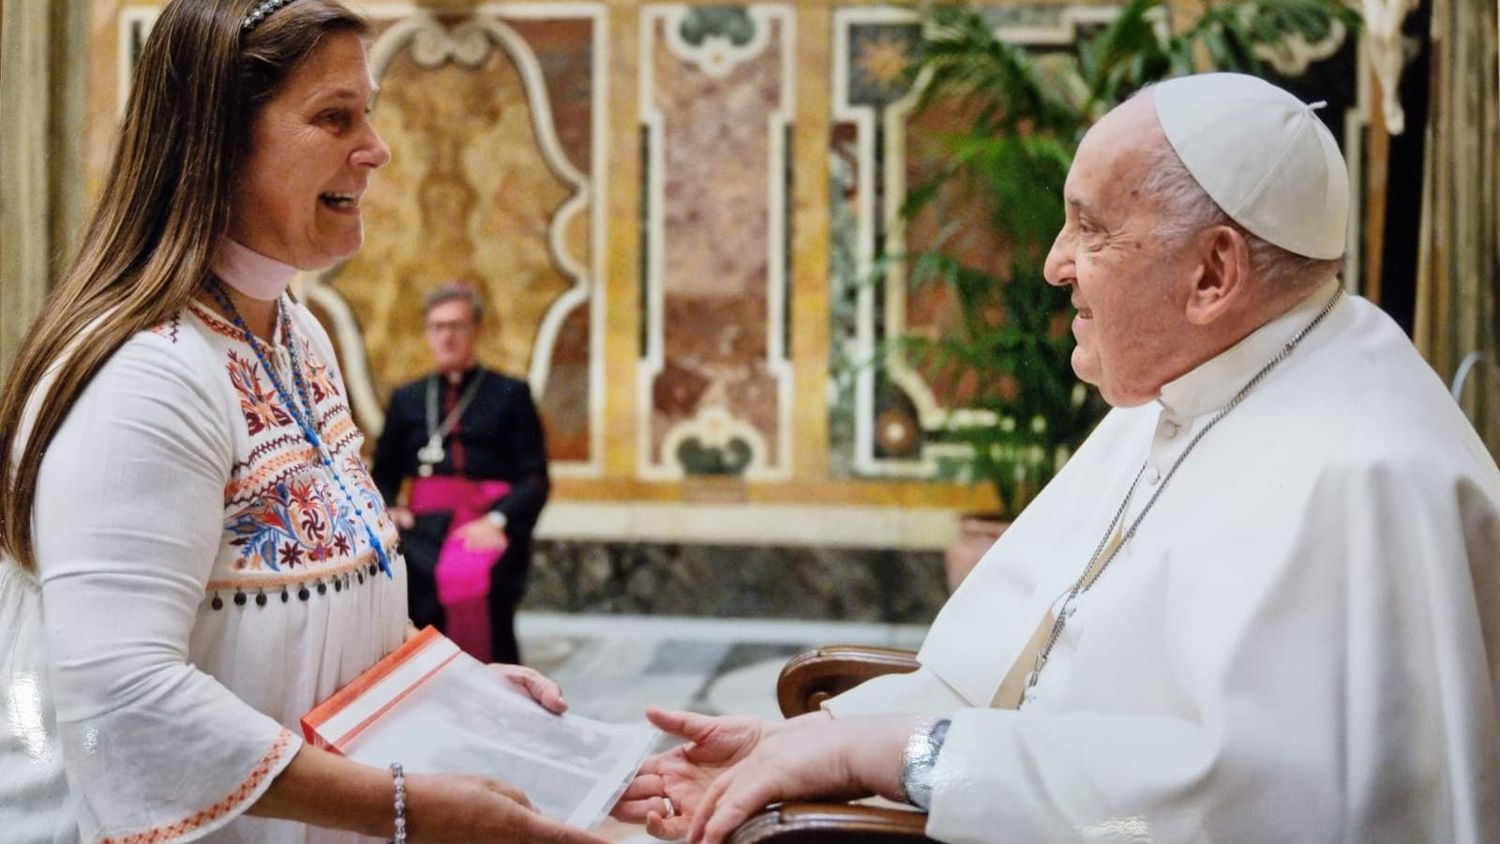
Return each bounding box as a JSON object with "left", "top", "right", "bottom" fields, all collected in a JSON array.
[{"left": 611, "top": 709, "right": 772, "bottom": 840}]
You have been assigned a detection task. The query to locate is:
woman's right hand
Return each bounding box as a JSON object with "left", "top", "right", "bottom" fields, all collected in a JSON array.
[{"left": 405, "top": 772, "right": 607, "bottom": 843}]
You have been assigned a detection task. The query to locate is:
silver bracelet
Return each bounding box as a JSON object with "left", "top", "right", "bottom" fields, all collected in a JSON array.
[{"left": 390, "top": 762, "right": 407, "bottom": 844}]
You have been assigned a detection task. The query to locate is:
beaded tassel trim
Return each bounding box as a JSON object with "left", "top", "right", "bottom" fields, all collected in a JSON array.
[
  {"left": 242, "top": 0, "right": 297, "bottom": 32},
  {"left": 209, "top": 559, "right": 389, "bottom": 611}
]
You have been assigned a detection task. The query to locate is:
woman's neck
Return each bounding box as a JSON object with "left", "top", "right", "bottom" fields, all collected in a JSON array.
[
  {"left": 222, "top": 287, "right": 280, "bottom": 342},
  {"left": 209, "top": 237, "right": 298, "bottom": 342}
]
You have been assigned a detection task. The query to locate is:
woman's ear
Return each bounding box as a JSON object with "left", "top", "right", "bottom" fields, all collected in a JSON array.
[{"left": 1185, "top": 225, "right": 1250, "bottom": 326}]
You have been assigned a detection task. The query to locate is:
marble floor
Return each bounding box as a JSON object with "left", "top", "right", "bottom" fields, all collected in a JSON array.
[{"left": 513, "top": 611, "right": 930, "bottom": 841}]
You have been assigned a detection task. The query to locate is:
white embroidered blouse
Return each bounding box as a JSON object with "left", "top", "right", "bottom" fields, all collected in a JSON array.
[{"left": 0, "top": 297, "right": 407, "bottom": 843}]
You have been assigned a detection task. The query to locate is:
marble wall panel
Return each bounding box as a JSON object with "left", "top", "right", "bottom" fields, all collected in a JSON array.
[
  {"left": 336, "top": 42, "right": 572, "bottom": 389},
  {"left": 829, "top": 3, "right": 1363, "bottom": 486},
  {"left": 830, "top": 5, "right": 1122, "bottom": 480},
  {"left": 305, "top": 10, "right": 602, "bottom": 470},
  {"left": 639, "top": 5, "right": 794, "bottom": 479}
]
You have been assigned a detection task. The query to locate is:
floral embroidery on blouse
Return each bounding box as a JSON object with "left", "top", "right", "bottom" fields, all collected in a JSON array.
[
  {"left": 180, "top": 303, "right": 398, "bottom": 583},
  {"left": 227, "top": 349, "right": 293, "bottom": 436},
  {"left": 304, "top": 348, "right": 341, "bottom": 404},
  {"left": 224, "top": 475, "right": 367, "bottom": 571},
  {"left": 343, "top": 452, "right": 396, "bottom": 536}
]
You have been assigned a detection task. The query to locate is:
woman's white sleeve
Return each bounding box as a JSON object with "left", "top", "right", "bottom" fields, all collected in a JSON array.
[{"left": 33, "top": 335, "right": 300, "bottom": 843}]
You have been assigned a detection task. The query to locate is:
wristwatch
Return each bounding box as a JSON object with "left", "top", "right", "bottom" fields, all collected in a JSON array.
[
  {"left": 485, "top": 510, "right": 508, "bottom": 531},
  {"left": 900, "top": 718, "right": 951, "bottom": 811}
]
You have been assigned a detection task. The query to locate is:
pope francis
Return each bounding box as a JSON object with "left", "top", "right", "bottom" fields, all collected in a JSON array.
[{"left": 611, "top": 73, "right": 1500, "bottom": 843}]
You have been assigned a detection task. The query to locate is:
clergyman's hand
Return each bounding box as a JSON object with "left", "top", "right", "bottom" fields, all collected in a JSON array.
[
  {"left": 457, "top": 518, "right": 508, "bottom": 552},
  {"left": 611, "top": 709, "right": 776, "bottom": 840},
  {"left": 388, "top": 506, "right": 415, "bottom": 530},
  {"left": 686, "top": 714, "right": 925, "bottom": 844},
  {"left": 405, "top": 771, "right": 607, "bottom": 843},
  {"left": 488, "top": 663, "right": 569, "bottom": 714}
]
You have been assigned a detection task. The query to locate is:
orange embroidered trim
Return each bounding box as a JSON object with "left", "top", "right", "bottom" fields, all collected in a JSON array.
[
  {"left": 99, "top": 728, "right": 295, "bottom": 844},
  {"left": 207, "top": 544, "right": 386, "bottom": 591},
  {"left": 224, "top": 445, "right": 322, "bottom": 502},
  {"left": 321, "top": 415, "right": 358, "bottom": 452},
  {"left": 185, "top": 301, "right": 243, "bottom": 341},
  {"left": 239, "top": 432, "right": 303, "bottom": 465},
  {"left": 147, "top": 313, "right": 181, "bottom": 344}
]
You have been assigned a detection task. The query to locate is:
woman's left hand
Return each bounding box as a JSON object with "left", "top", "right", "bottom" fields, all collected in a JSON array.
[{"left": 488, "top": 663, "right": 568, "bottom": 714}]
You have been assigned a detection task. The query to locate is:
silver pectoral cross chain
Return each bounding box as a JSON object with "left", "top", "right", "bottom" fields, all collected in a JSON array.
[{"left": 1017, "top": 287, "right": 1343, "bottom": 707}]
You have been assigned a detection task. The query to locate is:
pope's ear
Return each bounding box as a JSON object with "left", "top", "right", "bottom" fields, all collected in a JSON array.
[{"left": 1185, "top": 224, "right": 1250, "bottom": 326}]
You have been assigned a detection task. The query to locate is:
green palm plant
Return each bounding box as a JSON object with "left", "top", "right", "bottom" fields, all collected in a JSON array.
[{"left": 892, "top": 0, "right": 1360, "bottom": 515}]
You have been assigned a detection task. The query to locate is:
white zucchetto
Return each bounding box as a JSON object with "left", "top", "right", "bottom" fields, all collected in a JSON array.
[{"left": 1152, "top": 72, "right": 1348, "bottom": 260}]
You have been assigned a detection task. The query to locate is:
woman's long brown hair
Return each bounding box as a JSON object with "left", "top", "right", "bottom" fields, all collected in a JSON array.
[{"left": 0, "top": 0, "right": 366, "bottom": 572}]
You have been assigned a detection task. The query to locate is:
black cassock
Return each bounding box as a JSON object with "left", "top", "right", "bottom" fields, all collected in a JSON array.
[{"left": 371, "top": 366, "right": 549, "bottom": 664}]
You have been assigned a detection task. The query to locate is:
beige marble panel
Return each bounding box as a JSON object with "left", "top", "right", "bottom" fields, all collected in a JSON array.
[{"left": 330, "top": 41, "right": 576, "bottom": 404}]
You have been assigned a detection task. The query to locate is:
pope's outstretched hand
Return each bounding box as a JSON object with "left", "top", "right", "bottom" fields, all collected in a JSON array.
[
  {"left": 611, "top": 709, "right": 773, "bottom": 840},
  {"left": 613, "top": 709, "right": 924, "bottom": 844}
]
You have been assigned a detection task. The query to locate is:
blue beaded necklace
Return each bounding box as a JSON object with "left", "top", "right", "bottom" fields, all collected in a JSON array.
[{"left": 208, "top": 279, "right": 393, "bottom": 579}]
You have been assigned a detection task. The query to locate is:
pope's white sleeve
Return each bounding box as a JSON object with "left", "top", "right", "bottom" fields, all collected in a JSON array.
[
  {"left": 33, "top": 334, "right": 300, "bottom": 843},
  {"left": 821, "top": 666, "right": 968, "bottom": 718},
  {"left": 922, "top": 448, "right": 1500, "bottom": 843}
]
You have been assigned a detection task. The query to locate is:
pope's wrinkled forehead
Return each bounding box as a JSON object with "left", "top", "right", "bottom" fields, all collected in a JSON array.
[
  {"left": 1080, "top": 92, "right": 1161, "bottom": 156},
  {"left": 1066, "top": 93, "right": 1164, "bottom": 211}
]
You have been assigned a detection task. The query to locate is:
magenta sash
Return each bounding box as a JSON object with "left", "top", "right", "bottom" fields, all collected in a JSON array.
[{"left": 408, "top": 476, "right": 511, "bottom": 663}]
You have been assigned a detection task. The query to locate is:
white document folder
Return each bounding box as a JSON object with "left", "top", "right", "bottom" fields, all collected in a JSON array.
[{"left": 302, "top": 627, "right": 657, "bottom": 829}]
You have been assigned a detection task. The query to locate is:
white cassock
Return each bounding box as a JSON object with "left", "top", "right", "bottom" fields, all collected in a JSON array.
[{"left": 826, "top": 279, "right": 1500, "bottom": 842}]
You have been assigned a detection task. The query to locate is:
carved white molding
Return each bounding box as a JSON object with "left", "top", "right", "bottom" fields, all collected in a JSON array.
[{"left": 659, "top": 405, "right": 772, "bottom": 476}]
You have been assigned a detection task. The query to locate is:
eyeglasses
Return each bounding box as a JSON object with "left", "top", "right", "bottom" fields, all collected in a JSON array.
[{"left": 425, "top": 319, "right": 475, "bottom": 334}]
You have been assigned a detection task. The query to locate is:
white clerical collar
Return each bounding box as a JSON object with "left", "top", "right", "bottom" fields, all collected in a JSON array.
[
  {"left": 212, "top": 238, "right": 298, "bottom": 302},
  {"left": 1157, "top": 277, "right": 1343, "bottom": 418}
]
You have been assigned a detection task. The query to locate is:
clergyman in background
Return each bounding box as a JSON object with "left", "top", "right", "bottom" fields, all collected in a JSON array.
[{"left": 372, "top": 281, "right": 550, "bottom": 664}]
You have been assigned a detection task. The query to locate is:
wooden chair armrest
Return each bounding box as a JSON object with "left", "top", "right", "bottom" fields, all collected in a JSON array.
[
  {"left": 777, "top": 645, "right": 921, "bottom": 718},
  {"left": 728, "top": 802, "right": 933, "bottom": 844}
]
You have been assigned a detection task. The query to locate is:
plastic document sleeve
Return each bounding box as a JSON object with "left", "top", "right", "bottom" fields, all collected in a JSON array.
[{"left": 302, "top": 627, "right": 657, "bottom": 829}]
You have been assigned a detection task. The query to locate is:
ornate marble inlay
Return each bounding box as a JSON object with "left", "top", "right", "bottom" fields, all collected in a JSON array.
[
  {"left": 639, "top": 5, "right": 795, "bottom": 479},
  {"left": 828, "top": 6, "right": 1122, "bottom": 481},
  {"left": 300, "top": 9, "right": 606, "bottom": 474}
]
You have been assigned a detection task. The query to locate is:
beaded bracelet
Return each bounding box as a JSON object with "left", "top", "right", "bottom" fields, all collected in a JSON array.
[{"left": 390, "top": 762, "right": 407, "bottom": 844}]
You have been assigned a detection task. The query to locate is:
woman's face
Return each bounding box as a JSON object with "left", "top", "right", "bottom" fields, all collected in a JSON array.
[{"left": 229, "top": 30, "right": 390, "bottom": 270}]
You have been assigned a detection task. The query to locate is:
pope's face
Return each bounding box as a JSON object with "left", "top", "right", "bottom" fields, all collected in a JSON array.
[
  {"left": 1042, "top": 95, "right": 1202, "bottom": 407},
  {"left": 425, "top": 298, "right": 479, "bottom": 374},
  {"left": 229, "top": 31, "right": 390, "bottom": 271}
]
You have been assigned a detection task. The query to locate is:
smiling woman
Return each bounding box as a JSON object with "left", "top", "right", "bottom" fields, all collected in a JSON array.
[
  {"left": 230, "top": 29, "right": 389, "bottom": 276},
  {"left": 0, "top": 2, "right": 599, "bottom": 843}
]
